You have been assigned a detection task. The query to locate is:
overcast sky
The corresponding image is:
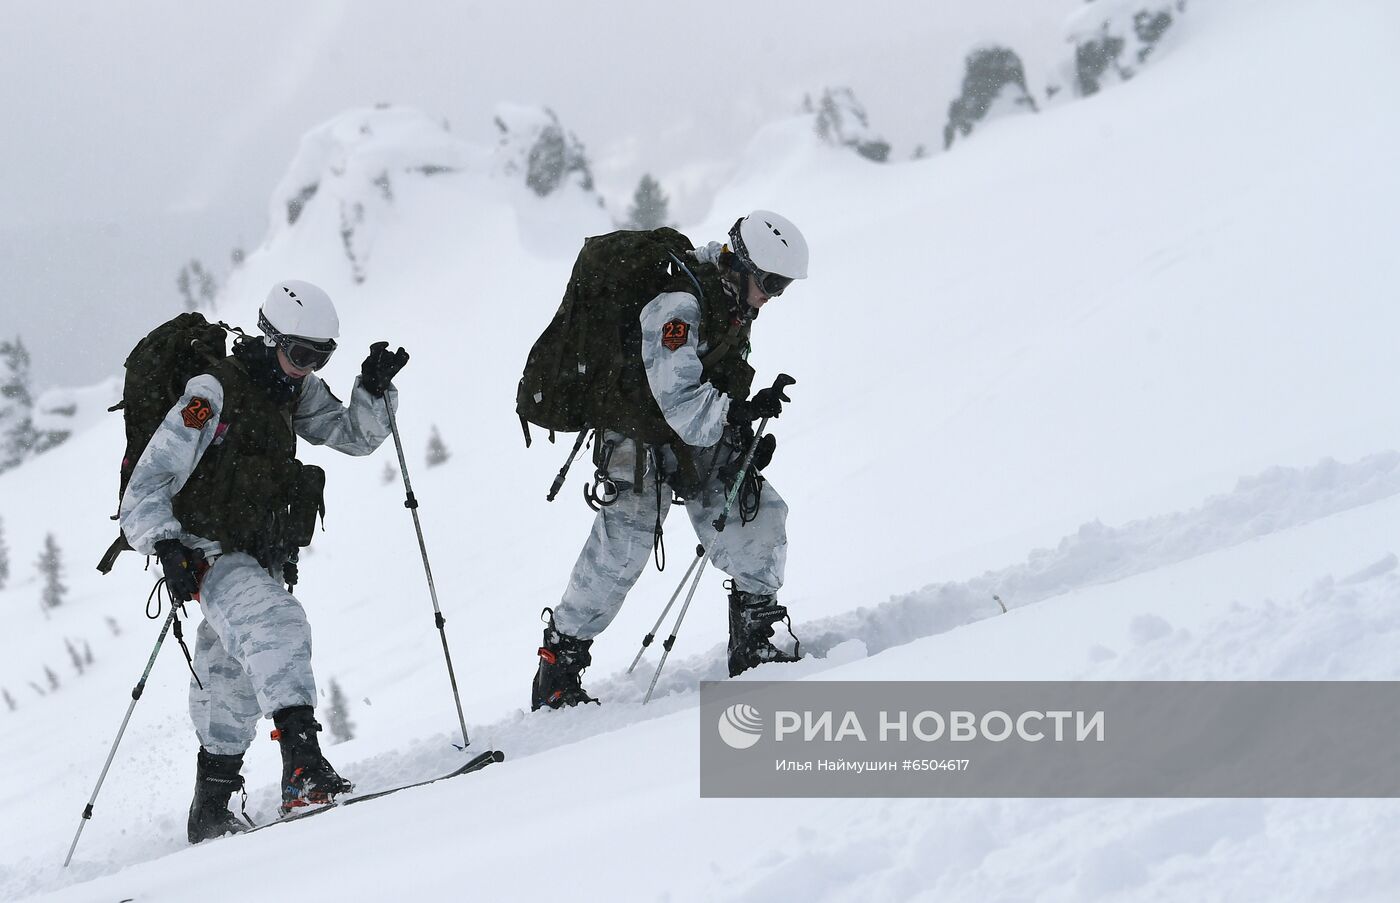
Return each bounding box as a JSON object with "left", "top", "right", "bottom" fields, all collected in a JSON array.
[{"left": 0, "top": 0, "right": 1079, "bottom": 389}]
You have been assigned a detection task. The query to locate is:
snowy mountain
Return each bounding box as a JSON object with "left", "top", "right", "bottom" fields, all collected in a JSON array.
[{"left": 3, "top": 0, "right": 1399, "bottom": 899}]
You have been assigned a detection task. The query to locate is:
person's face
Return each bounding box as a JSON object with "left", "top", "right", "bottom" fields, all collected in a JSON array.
[
  {"left": 746, "top": 276, "right": 774, "bottom": 310},
  {"left": 276, "top": 346, "right": 314, "bottom": 379}
]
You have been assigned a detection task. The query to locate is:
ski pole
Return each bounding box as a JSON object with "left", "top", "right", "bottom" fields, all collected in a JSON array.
[
  {"left": 65, "top": 605, "right": 181, "bottom": 867},
  {"left": 714, "top": 374, "right": 794, "bottom": 532},
  {"left": 627, "top": 544, "right": 704, "bottom": 675},
  {"left": 642, "top": 374, "right": 794, "bottom": 704},
  {"left": 384, "top": 397, "right": 471, "bottom": 750}
]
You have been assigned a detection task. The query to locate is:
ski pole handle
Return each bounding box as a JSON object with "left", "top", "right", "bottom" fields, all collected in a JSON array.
[
  {"left": 714, "top": 373, "right": 795, "bottom": 533},
  {"left": 769, "top": 372, "right": 796, "bottom": 401}
]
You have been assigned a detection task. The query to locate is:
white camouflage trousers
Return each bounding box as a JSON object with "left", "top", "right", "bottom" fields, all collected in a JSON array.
[
  {"left": 553, "top": 434, "right": 788, "bottom": 639},
  {"left": 188, "top": 552, "right": 317, "bottom": 756}
]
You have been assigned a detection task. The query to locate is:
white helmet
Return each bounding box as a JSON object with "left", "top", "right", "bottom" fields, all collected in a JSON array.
[
  {"left": 259, "top": 280, "right": 339, "bottom": 371},
  {"left": 728, "top": 210, "right": 809, "bottom": 293}
]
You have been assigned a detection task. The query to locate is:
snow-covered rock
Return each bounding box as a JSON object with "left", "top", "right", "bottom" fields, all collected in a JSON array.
[
  {"left": 805, "top": 87, "right": 891, "bottom": 163},
  {"left": 31, "top": 377, "right": 121, "bottom": 454},
  {"left": 265, "top": 106, "right": 476, "bottom": 284},
  {"left": 1064, "top": 0, "right": 1188, "bottom": 97},
  {"left": 943, "top": 45, "right": 1039, "bottom": 149},
  {"left": 491, "top": 103, "right": 599, "bottom": 201}
]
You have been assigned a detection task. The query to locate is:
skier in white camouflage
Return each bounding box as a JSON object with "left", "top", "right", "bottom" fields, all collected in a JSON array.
[
  {"left": 531, "top": 211, "right": 809, "bottom": 710},
  {"left": 119, "top": 280, "right": 409, "bottom": 842}
]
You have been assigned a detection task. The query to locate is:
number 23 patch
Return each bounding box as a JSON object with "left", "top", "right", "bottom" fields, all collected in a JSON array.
[{"left": 661, "top": 319, "right": 691, "bottom": 352}]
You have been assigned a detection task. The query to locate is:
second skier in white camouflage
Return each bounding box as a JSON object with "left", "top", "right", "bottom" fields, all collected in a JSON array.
[
  {"left": 119, "top": 280, "right": 409, "bottom": 841},
  {"left": 532, "top": 211, "right": 810, "bottom": 710}
]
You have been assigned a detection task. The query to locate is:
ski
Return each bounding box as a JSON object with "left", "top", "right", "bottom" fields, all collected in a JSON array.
[{"left": 238, "top": 748, "right": 504, "bottom": 834}]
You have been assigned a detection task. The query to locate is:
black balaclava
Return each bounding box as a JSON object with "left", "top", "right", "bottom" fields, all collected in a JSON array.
[
  {"left": 232, "top": 336, "right": 304, "bottom": 405},
  {"left": 716, "top": 250, "right": 759, "bottom": 322}
]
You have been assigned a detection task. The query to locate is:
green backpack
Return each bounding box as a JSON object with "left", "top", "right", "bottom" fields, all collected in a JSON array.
[
  {"left": 518, "top": 225, "right": 705, "bottom": 448},
  {"left": 518, "top": 227, "right": 762, "bottom": 503},
  {"left": 516, "top": 227, "right": 703, "bottom": 446},
  {"left": 515, "top": 226, "right": 711, "bottom": 501},
  {"left": 97, "top": 312, "right": 230, "bottom": 572}
]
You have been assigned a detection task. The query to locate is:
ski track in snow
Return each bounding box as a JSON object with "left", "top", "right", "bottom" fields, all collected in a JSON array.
[
  {"left": 715, "top": 564, "right": 1400, "bottom": 903},
  {"left": 314, "top": 452, "right": 1400, "bottom": 801},
  {"left": 10, "top": 451, "right": 1399, "bottom": 900},
  {"left": 799, "top": 452, "right": 1400, "bottom": 661}
]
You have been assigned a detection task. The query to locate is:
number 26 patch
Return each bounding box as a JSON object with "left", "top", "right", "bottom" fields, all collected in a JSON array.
[
  {"left": 181, "top": 396, "right": 214, "bottom": 430},
  {"left": 661, "top": 318, "right": 691, "bottom": 352}
]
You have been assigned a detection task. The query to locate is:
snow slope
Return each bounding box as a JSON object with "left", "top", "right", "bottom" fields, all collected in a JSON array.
[
  {"left": 3, "top": 0, "right": 1399, "bottom": 899},
  {"left": 13, "top": 456, "right": 1400, "bottom": 902}
]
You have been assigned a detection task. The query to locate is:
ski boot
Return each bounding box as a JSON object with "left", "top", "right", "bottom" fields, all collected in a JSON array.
[
  {"left": 728, "top": 587, "right": 802, "bottom": 678},
  {"left": 531, "top": 609, "right": 600, "bottom": 711},
  {"left": 187, "top": 748, "right": 252, "bottom": 843},
  {"left": 272, "top": 705, "right": 354, "bottom": 815}
]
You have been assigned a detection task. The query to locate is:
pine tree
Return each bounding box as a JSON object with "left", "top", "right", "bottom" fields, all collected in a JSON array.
[
  {"left": 0, "top": 515, "right": 9, "bottom": 589},
  {"left": 0, "top": 336, "right": 39, "bottom": 473},
  {"left": 326, "top": 678, "right": 356, "bottom": 744},
  {"left": 2, "top": 688, "right": 14, "bottom": 712},
  {"left": 66, "top": 638, "right": 85, "bottom": 676},
  {"left": 44, "top": 664, "right": 59, "bottom": 692},
  {"left": 176, "top": 266, "right": 194, "bottom": 311},
  {"left": 177, "top": 259, "right": 218, "bottom": 311},
  {"left": 382, "top": 462, "right": 397, "bottom": 485},
  {"left": 624, "top": 174, "right": 672, "bottom": 230},
  {"left": 83, "top": 640, "right": 94, "bottom": 667},
  {"left": 425, "top": 426, "right": 450, "bottom": 468},
  {"left": 37, "top": 533, "right": 66, "bottom": 610},
  {"left": 195, "top": 261, "right": 216, "bottom": 307},
  {"left": 105, "top": 615, "right": 122, "bottom": 636}
]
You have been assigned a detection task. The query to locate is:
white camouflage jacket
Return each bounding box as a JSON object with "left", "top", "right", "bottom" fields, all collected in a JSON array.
[
  {"left": 638, "top": 242, "right": 743, "bottom": 450},
  {"left": 119, "top": 372, "right": 396, "bottom": 557}
]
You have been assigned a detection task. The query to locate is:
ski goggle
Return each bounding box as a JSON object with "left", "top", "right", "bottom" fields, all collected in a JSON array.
[
  {"left": 279, "top": 336, "right": 336, "bottom": 371},
  {"left": 727, "top": 229, "right": 795, "bottom": 298},
  {"left": 752, "top": 268, "right": 794, "bottom": 298},
  {"left": 732, "top": 255, "right": 794, "bottom": 298},
  {"left": 259, "top": 311, "right": 337, "bottom": 371}
]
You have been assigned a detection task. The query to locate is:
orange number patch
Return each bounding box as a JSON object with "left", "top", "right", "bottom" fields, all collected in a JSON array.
[
  {"left": 181, "top": 397, "right": 214, "bottom": 430},
  {"left": 661, "top": 319, "right": 690, "bottom": 352}
]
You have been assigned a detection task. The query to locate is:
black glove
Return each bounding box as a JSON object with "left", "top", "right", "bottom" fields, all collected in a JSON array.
[
  {"left": 154, "top": 538, "right": 205, "bottom": 602},
  {"left": 360, "top": 342, "right": 410, "bottom": 398},
  {"left": 753, "top": 433, "right": 777, "bottom": 471},
  {"left": 727, "top": 384, "right": 790, "bottom": 424}
]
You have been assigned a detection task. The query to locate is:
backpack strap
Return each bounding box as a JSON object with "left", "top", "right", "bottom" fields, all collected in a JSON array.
[
  {"left": 95, "top": 533, "right": 131, "bottom": 575},
  {"left": 666, "top": 252, "right": 704, "bottom": 301},
  {"left": 667, "top": 248, "right": 747, "bottom": 368},
  {"left": 672, "top": 250, "right": 750, "bottom": 368},
  {"left": 700, "top": 313, "right": 750, "bottom": 367},
  {"left": 546, "top": 429, "right": 589, "bottom": 502}
]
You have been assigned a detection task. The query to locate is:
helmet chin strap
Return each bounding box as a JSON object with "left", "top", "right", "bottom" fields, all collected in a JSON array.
[
  {"left": 716, "top": 248, "right": 762, "bottom": 318},
  {"left": 717, "top": 253, "right": 743, "bottom": 300}
]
